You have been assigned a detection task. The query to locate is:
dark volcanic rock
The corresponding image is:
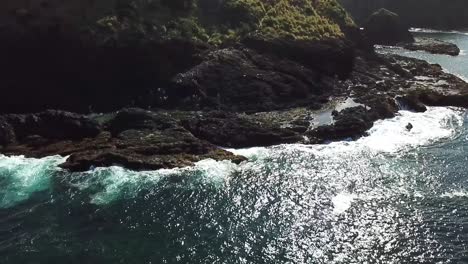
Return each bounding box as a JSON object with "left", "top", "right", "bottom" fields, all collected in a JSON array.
[
  {"left": 0, "top": 117, "right": 16, "bottom": 146},
  {"left": 6, "top": 110, "right": 102, "bottom": 140},
  {"left": 169, "top": 47, "right": 342, "bottom": 112},
  {"left": 2, "top": 50, "right": 468, "bottom": 172},
  {"left": 403, "top": 37, "right": 460, "bottom": 56},
  {"left": 180, "top": 111, "right": 302, "bottom": 148},
  {"left": 0, "top": 31, "right": 208, "bottom": 113},
  {"left": 243, "top": 37, "right": 355, "bottom": 79},
  {"left": 107, "top": 108, "right": 176, "bottom": 136},
  {"left": 308, "top": 106, "right": 374, "bottom": 142},
  {"left": 417, "top": 91, "right": 468, "bottom": 108},
  {"left": 363, "top": 9, "right": 414, "bottom": 45},
  {"left": 0, "top": 108, "right": 268, "bottom": 171},
  {"left": 396, "top": 95, "right": 427, "bottom": 112}
]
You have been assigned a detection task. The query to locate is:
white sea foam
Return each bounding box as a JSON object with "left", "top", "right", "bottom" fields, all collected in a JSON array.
[
  {"left": 0, "top": 107, "right": 464, "bottom": 207},
  {"left": 234, "top": 107, "right": 464, "bottom": 159},
  {"left": 332, "top": 192, "right": 357, "bottom": 214},
  {"left": 410, "top": 28, "right": 468, "bottom": 36},
  {"left": 0, "top": 155, "right": 66, "bottom": 208},
  {"left": 72, "top": 159, "right": 239, "bottom": 205},
  {"left": 359, "top": 107, "right": 463, "bottom": 153},
  {"left": 441, "top": 190, "right": 468, "bottom": 198},
  {"left": 230, "top": 107, "right": 465, "bottom": 212}
]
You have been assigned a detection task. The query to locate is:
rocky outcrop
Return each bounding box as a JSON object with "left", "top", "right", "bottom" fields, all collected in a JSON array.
[
  {"left": 1, "top": 0, "right": 468, "bottom": 173},
  {"left": 169, "top": 45, "right": 352, "bottom": 112},
  {"left": 2, "top": 50, "right": 468, "bottom": 172},
  {"left": 363, "top": 9, "right": 414, "bottom": 45},
  {"left": 244, "top": 37, "right": 357, "bottom": 78},
  {"left": 179, "top": 112, "right": 303, "bottom": 148},
  {"left": 5, "top": 110, "right": 102, "bottom": 140},
  {"left": 402, "top": 38, "right": 460, "bottom": 56},
  {"left": 339, "top": 0, "right": 468, "bottom": 30},
  {"left": 0, "top": 109, "right": 249, "bottom": 171},
  {"left": 0, "top": 0, "right": 359, "bottom": 114},
  {"left": 0, "top": 33, "right": 209, "bottom": 113}
]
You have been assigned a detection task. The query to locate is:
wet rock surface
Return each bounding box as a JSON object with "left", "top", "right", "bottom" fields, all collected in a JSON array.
[
  {"left": 0, "top": 1, "right": 467, "bottom": 171},
  {"left": 0, "top": 109, "right": 248, "bottom": 171},
  {"left": 1, "top": 45, "right": 468, "bottom": 172},
  {"left": 402, "top": 37, "right": 461, "bottom": 56}
]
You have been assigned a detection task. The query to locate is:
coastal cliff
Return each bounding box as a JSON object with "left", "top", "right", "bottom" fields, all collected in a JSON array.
[
  {"left": 1, "top": 0, "right": 468, "bottom": 171},
  {"left": 0, "top": 0, "right": 356, "bottom": 113}
]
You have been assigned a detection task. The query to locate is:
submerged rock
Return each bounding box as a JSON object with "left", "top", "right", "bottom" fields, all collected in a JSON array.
[
  {"left": 363, "top": 8, "right": 414, "bottom": 45},
  {"left": 402, "top": 37, "right": 460, "bottom": 56}
]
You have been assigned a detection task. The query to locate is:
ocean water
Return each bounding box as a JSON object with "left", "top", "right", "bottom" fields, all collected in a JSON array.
[
  {"left": 377, "top": 29, "right": 468, "bottom": 81},
  {"left": 1, "top": 32, "right": 468, "bottom": 263}
]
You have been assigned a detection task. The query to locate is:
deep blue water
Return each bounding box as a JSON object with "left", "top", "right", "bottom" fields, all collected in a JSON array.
[{"left": 1, "top": 31, "right": 468, "bottom": 263}]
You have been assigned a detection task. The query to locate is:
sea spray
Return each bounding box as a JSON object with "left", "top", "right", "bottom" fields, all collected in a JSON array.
[
  {"left": 0, "top": 155, "right": 66, "bottom": 208},
  {"left": 0, "top": 107, "right": 467, "bottom": 263},
  {"left": 230, "top": 107, "right": 465, "bottom": 213},
  {"left": 0, "top": 107, "right": 464, "bottom": 209},
  {"left": 67, "top": 159, "right": 238, "bottom": 205}
]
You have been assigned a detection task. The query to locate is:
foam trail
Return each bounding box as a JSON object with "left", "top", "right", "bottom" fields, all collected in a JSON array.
[
  {"left": 0, "top": 155, "right": 66, "bottom": 208},
  {"left": 0, "top": 107, "right": 464, "bottom": 208},
  {"left": 360, "top": 107, "right": 463, "bottom": 153},
  {"left": 232, "top": 107, "right": 464, "bottom": 159},
  {"left": 229, "top": 107, "right": 465, "bottom": 214},
  {"left": 410, "top": 28, "right": 468, "bottom": 35},
  {"left": 70, "top": 159, "right": 238, "bottom": 205},
  {"left": 441, "top": 190, "right": 468, "bottom": 198}
]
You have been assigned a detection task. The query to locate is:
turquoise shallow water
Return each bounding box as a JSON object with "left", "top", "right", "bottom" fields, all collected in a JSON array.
[
  {"left": 1, "top": 32, "right": 468, "bottom": 263},
  {"left": 377, "top": 29, "right": 468, "bottom": 81}
]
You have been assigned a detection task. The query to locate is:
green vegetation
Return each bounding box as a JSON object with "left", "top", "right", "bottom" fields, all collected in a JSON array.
[{"left": 95, "top": 0, "right": 355, "bottom": 45}]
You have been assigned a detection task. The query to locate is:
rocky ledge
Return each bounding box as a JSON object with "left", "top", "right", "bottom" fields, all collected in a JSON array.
[
  {"left": 1, "top": 47, "right": 467, "bottom": 172},
  {"left": 402, "top": 37, "right": 461, "bottom": 56}
]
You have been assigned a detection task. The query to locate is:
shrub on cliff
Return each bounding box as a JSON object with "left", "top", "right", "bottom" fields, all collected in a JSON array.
[{"left": 93, "top": 0, "right": 355, "bottom": 45}]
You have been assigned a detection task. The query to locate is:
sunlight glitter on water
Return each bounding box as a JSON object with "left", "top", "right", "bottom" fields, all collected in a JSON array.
[{"left": 0, "top": 106, "right": 467, "bottom": 263}]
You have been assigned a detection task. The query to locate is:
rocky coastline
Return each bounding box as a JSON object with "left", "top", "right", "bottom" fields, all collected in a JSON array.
[
  {"left": 338, "top": 0, "right": 468, "bottom": 30},
  {"left": 402, "top": 37, "right": 461, "bottom": 56},
  {"left": 360, "top": 8, "right": 461, "bottom": 57},
  {"left": 1, "top": 0, "right": 468, "bottom": 172}
]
